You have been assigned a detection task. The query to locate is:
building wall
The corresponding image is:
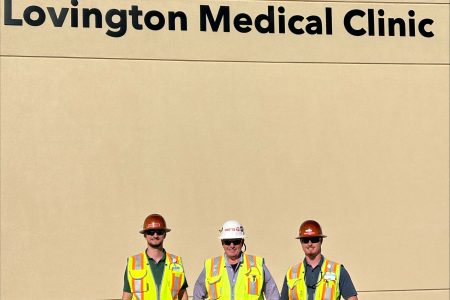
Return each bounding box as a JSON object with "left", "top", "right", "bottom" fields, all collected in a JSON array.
[{"left": 1, "top": 0, "right": 449, "bottom": 299}]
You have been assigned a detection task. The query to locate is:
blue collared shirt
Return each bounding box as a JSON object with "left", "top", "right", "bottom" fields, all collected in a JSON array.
[
  {"left": 193, "top": 253, "right": 280, "bottom": 300},
  {"left": 280, "top": 256, "right": 357, "bottom": 300}
]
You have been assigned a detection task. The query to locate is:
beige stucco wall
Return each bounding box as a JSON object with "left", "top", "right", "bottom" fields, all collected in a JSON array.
[{"left": 1, "top": 0, "right": 449, "bottom": 299}]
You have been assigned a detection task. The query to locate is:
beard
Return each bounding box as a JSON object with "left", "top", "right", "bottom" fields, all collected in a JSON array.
[{"left": 147, "top": 239, "right": 164, "bottom": 249}]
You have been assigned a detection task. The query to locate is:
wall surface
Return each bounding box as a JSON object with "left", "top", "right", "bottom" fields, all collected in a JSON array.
[{"left": 1, "top": 0, "right": 449, "bottom": 299}]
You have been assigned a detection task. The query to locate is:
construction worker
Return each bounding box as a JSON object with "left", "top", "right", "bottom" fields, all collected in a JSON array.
[
  {"left": 193, "top": 220, "right": 280, "bottom": 300},
  {"left": 280, "top": 220, "right": 358, "bottom": 300},
  {"left": 122, "top": 214, "right": 188, "bottom": 300}
]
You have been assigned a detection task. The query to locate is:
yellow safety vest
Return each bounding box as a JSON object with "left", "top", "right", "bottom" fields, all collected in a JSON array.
[
  {"left": 286, "top": 258, "right": 341, "bottom": 300},
  {"left": 126, "top": 251, "right": 185, "bottom": 300},
  {"left": 204, "top": 254, "right": 264, "bottom": 300}
]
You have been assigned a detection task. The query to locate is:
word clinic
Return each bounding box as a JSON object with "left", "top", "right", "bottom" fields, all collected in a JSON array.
[{"left": 3, "top": 0, "right": 434, "bottom": 38}]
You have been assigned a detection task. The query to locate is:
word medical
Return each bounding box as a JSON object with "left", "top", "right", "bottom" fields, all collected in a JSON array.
[{"left": 3, "top": 0, "right": 435, "bottom": 38}]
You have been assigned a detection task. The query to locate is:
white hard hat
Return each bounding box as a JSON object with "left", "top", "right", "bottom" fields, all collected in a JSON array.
[{"left": 219, "top": 220, "right": 245, "bottom": 240}]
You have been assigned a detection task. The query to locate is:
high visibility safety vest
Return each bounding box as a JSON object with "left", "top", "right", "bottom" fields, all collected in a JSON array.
[
  {"left": 204, "top": 254, "right": 264, "bottom": 300},
  {"left": 126, "top": 251, "right": 185, "bottom": 300},
  {"left": 286, "top": 258, "right": 341, "bottom": 300}
]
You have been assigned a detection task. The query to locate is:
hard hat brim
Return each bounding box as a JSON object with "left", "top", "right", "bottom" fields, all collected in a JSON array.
[
  {"left": 218, "top": 235, "right": 246, "bottom": 240},
  {"left": 295, "top": 235, "right": 327, "bottom": 239}
]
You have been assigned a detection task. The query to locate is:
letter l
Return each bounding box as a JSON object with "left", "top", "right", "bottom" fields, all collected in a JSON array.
[
  {"left": 4, "top": 0, "right": 23, "bottom": 25},
  {"left": 325, "top": 7, "right": 332, "bottom": 34}
]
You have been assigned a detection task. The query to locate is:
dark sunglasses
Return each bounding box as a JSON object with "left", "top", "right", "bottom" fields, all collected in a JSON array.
[
  {"left": 300, "top": 237, "right": 321, "bottom": 244},
  {"left": 145, "top": 229, "right": 166, "bottom": 236},
  {"left": 222, "top": 239, "right": 243, "bottom": 246}
]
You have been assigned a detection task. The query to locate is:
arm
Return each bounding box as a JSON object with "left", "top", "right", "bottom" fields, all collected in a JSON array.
[
  {"left": 178, "top": 289, "right": 188, "bottom": 300},
  {"left": 279, "top": 277, "right": 289, "bottom": 300},
  {"left": 122, "top": 292, "right": 132, "bottom": 300},
  {"left": 192, "top": 267, "right": 208, "bottom": 300},
  {"left": 262, "top": 262, "right": 280, "bottom": 300},
  {"left": 122, "top": 264, "right": 132, "bottom": 300},
  {"left": 339, "top": 265, "right": 358, "bottom": 300}
]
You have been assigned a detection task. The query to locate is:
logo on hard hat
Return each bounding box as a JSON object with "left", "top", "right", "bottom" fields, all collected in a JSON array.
[{"left": 224, "top": 226, "right": 243, "bottom": 232}]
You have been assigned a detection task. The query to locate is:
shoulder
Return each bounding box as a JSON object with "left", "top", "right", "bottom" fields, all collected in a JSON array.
[
  {"left": 286, "top": 261, "right": 303, "bottom": 271},
  {"left": 127, "top": 252, "right": 146, "bottom": 260},
  {"left": 243, "top": 253, "right": 263, "bottom": 260},
  {"left": 165, "top": 252, "right": 184, "bottom": 264},
  {"left": 243, "top": 254, "right": 265, "bottom": 269},
  {"left": 206, "top": 255, "right": 224, "bottom": 261},
  {"left": 322, "top": 258, "right": 342, "bottom": 269},
  {"left": 288, "top": 262, "right": 302, "bottom": 268},
  {"left": 285, "top": 262, "right": 303, "bottom": 278},
  {"left": 166, "top": 252, "right": 181, "bottom": 259},
  {"left": 244, "top": 253, "right": 264, "bottom": 263},
  {"left": 204, "top": 255, "right": 224, "bottom": 266},
  {"left": 126, "top": 252, "right": 148, "bottom": 271},
  {"left": 323, "top": 257, "right": 341, "bottom": 264},
  {"left": 338, "top": 264, "right": 351, "bottom": 277},
  {"left": 322, "top": 258, "right": 346, "bottom": 280}
]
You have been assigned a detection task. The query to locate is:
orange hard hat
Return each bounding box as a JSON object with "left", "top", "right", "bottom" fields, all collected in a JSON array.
[
  {"left": 139, "top": 214, "right": 171, "bottom": 234},
  {"left": 296, "top": 220, "right": 327, "bottom": 239}
]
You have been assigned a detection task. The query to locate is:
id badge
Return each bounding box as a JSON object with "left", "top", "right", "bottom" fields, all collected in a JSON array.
[{"left": 323, "top": 272, "right": 336, "bottom": 281}]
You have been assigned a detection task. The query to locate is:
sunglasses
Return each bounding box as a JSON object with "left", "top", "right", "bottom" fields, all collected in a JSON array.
[
  {"left": 300, "top": 237, "right": 321, "bottom": 244},
  {"left": 222, "top": 239, "right": 243, "bottom": 246},
  {"left": 145, "top": 229, "right": 166, "bottom": 236}
]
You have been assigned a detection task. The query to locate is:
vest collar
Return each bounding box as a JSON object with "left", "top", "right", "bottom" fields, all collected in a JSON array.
[
  {"left": 145, "top": 248, "right": 167, "bottom": 262},
  {"left": 223, "top": 252, "right": 244, "bottom": 267},
  {"left": 303, "top": 254, "right": 324, "bottom": 270}
]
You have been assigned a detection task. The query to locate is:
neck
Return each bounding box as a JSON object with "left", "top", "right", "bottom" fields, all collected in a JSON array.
[
  {"left": 305, "top": 253, "right": 322, "bottom": 268},
  {"left": 226, "top": 253, "right": 242, "bottom": 265},
  {"left": 146, "top": 246, "right": 164, "bottom": 263}
]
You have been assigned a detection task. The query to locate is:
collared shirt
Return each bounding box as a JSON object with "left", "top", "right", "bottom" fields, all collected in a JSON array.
[
  {"left": 280, "top": 255, "right": 357, "bottom": 300},
  {"left": 193, "top": 253, "right": 280, "bottom": 300},
  {"left": 123, "top": 249, "right": 188, "bottom": 293}
]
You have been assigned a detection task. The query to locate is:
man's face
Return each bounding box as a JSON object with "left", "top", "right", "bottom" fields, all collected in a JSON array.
[
  {"left": 222, "top": 239, "right": 244, "bottom": 259},
  {"left": 144, "top": 229, "right": 166, "bottom": 248},
  {"left": 300, "top": 236, "right": 322, "bottom": 257}
]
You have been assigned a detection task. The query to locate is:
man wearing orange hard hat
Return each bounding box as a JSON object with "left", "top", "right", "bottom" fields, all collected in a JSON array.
[
  {"left": 280, "top": 220, "right": 358, "bottom": 300},
  {"left": 122, "top": 214, "right": 188, "bottom": 300}
]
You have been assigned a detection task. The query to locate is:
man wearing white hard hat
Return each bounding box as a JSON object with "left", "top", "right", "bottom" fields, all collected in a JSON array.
[{"left": 193, "top": 220, "right": 280, "bottom": 300}]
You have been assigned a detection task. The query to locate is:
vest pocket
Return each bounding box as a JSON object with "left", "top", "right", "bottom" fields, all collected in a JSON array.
[
  {"left": 287, "top": 278, "right": 301, "bottom": 290},
  {"left": 206, "top": 275, "right": 222, "bottom": 299},
  {"left": 129, "top": 269, "right": 149, "bottom": 292},
  {"left": 246, "top": 274, "right": 262, "bottom": 296},
  {"left": 130, "top": 268, "right": 147, "bottom": 279}
]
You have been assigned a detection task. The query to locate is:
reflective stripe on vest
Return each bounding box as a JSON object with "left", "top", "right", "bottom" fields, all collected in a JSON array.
[
  {"left": 207, "top": 255, "right": 223, "bottom": 299},
  {"left": 167, "top": 253, "right": 183, "bottom": 299},
  {"left": 245, "top": 255, "right": 259, "bottom": 295},
  {"left": 321, "top": 260, "right": 338, "bottom": 300},
  {"left": 286, "top": 258, "right": 341, "bottom": 300},
  {"left": 288, "top": 263, "right": 302, "bottom": 300},
  {"left": 131, "top": 253, "right": 146, "bottom": 299}
]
